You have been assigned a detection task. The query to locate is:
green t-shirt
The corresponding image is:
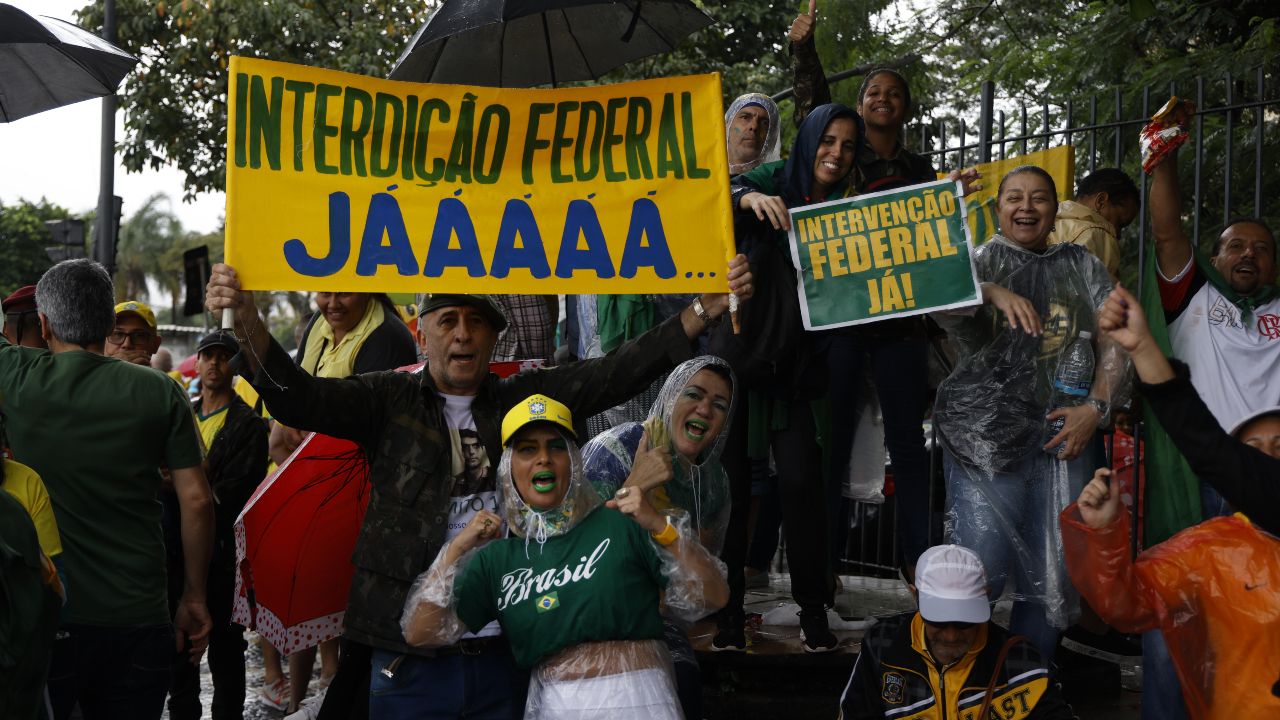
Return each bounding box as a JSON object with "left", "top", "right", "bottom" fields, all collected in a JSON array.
[
  {"left": 455, "top": 506, "right": 669, "bottom": 668},
  {"left": 0, "top": 337, "right": 205, "bottom": 627}
]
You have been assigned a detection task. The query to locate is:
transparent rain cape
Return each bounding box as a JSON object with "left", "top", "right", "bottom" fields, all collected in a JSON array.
[
  {"left": 402, "top": 430, "right": 727, "bottom": 719},
  {"left": 725, "top": 93, "right": 781, "bottom": 175},
  {"left": 581, "top": 356, "right": 737, "bottom": 556},
  {"left": 931, "top": 235, "right": 1133, "bottom": 627}
]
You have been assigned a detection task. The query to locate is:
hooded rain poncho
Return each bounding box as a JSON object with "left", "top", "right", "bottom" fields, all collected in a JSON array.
[{"left": 725, "top": 93, "right": 782, "bottom": 175}]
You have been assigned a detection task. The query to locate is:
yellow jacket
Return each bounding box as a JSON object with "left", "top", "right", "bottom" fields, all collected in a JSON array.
[{"left": 1047, "top": 201, "right": 1121, "bottom": 283}]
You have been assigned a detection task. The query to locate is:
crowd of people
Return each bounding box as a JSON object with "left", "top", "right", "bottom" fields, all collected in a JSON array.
[{"left": 2, "top": 6, "right": 1277, "bottom": 720}]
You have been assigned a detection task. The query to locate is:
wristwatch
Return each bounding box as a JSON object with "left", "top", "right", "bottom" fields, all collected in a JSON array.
[
  {"left": 1085, "top": 398, "right": 1109, "bottom": 424},
  {"left": 652, "top": 518, "right": 680, "bottom": 546},
  {"left": 692, "top": 297, "right": 723, "bottom": 327}
]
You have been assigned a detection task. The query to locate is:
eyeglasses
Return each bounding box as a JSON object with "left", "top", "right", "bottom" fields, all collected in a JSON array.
[
  {"left": 924, "top": 620, "right": 978, "bottom": 631},
  {"left": 107, "top": 329, "right": 154, "bottom": 345}
]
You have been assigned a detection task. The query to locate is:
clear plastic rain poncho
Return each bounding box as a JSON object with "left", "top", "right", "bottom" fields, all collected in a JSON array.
[
  {"left": 581, "top": 356, "right": 737, "bottom": 556},
  {"left": 725, "top": 93, "right": 781, "bottom": 175},
  {"left": 402, "top": 427, "right": 728, "bottom": 720},
  {"left": 931, "top": 235, "right": 1132, "bottom": 629}
]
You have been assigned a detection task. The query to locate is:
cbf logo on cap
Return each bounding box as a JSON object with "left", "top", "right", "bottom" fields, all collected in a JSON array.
[
  {"left": 915, "top": 545, "right": 991, "bottom": 625},
  {"left": 501, "top": 394, "right": 576, "bottom": 445}
]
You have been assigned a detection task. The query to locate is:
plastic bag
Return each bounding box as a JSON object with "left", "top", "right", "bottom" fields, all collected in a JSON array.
[
  {"left": 650, "top": 509, "right": 729, "bottom": 624},
  {"left": 400, "top": 538, "right": 479, "bottom": 648},
  {"left": 759, "top": 603, "right": 878, "bottom": 631},
  {"left": 581, "top": 357, "right": 737, "bottom": 556},
  {"left": 843, "top": 362, "right": 886, "bottom": 503},
  {"left": 525, "top": 638, "right": 683, "bottom": 720},
  {"left": 1140, "top": 97, "right": 1196, "bottom": 174},
  {"left": 931, "top": 235, "right": 1133, "bottom": 628}
]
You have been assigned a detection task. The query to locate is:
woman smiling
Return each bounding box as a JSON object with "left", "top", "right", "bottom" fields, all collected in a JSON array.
[
  {"left": 402, "top": 395, "right": 728, "bottom": 720},
  {"left": 929, "top": 166, "right": 1133, "bottom": 660}
]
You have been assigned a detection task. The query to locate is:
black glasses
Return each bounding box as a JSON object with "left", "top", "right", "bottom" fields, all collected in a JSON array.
[
  {"left": 107, "top": 329, "right": 154, "bottom": 345},
  {"left": 924, "top": 620, "right": 978, "bottom": 631}
]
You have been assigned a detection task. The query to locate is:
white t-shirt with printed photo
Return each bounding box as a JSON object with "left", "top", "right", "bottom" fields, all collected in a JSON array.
[{"left": 439, "top": 392, "right": 504, "bottom": 639}]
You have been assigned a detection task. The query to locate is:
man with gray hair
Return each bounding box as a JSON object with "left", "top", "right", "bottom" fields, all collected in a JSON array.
[{"left": 0, "top": 259, "right": 214, "bottom": 720}]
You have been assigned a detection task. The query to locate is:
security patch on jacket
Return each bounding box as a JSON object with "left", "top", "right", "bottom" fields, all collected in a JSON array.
[
  {"left": 535, "top": 591, "right": 560, "bottom": 613},
  {"left": 882, "top": 671, "right": 906, "bottom": 703}
]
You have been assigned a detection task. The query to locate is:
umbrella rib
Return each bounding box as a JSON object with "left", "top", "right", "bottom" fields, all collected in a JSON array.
[
  {"left": 631, "top": 3, "right": 678, "bottom": 51},
  {"left": 540, "top": 12, "right": 557, "bottom": 87},
  {"left": 559, "top": 10, "right": 594, "bottom": 78}
]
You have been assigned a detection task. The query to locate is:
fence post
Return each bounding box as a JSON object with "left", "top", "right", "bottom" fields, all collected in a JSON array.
[
  {"left": 977, "top": 80, "right": 995, "bottom": 164},
  {"left": 1194, "top": 76, "right": 1204, "bottom": 248},
  {"left": 1225, "top": 72, "right": 1234, "bottom": 223},
  {"left": 1257, "top": 67, "right": 1265, "bottom": 217}
]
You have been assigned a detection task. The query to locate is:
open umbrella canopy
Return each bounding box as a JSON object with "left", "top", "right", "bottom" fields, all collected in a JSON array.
[
  {"left": 0, "top": 3, "right": 137, "bottom": 123},
  {"left": 389, "top": 0, "right": 713, "bottom": 88}
]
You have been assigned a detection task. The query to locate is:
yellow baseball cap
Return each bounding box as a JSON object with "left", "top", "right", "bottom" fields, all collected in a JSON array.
[
  {"left": 501, "top": 394, "right": 576, "bottom": 445},
  {"left": 114, "top": 300, "right": 157, "bottom": 329}
]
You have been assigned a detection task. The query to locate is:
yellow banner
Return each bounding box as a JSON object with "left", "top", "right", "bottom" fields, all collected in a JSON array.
[
  {"left": 225, "top": 57, "right": 734, "bottom": 293},
  {"left": 942, "top": 146, "right": 1075, "bottom": 245}
]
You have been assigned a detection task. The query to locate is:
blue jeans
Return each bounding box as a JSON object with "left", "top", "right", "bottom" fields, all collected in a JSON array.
[
  {"left": 827, "top": 337, "right": 931, "bottom": 568},
  {"left": 1142, "top": 629, "right": 1188, "bottom": 720},
  {"left": 370, "top": 642, "right": 527, "bottom": 720},
  {"left": 943, "top": 446, "right": 1091, "bottom": 661},
  {"left": 46, "top": 623, "right": 175, "bottom": 720}
]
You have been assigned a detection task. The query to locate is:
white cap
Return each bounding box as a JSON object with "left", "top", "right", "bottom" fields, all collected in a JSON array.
[
  {"left": 1228, "top": 406, "right": 1280, "bottom": 438},
  {"left": 915, "top": 545, "right": 991, "bottom": 624},
  {"left": 1078, "top": 331, "right": 1091, "bottom": 340}
]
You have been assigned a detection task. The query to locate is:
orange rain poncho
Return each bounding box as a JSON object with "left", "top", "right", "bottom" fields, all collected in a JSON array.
[{"left": 1061, "top": 506, "right": 1280, "bottom": 719}]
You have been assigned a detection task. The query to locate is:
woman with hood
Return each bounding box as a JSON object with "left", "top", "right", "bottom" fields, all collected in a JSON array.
[
  {"left": 712, "top": 104, "right": 860, "bottom": 654},
  {"left": 402, "top": 395, "right": 728, "bottom": 720},
  {"left": 930, "top": 165, "right": 1132, "bottom": 660},
  {"left": 581, "top": 356, "right": 736, "bottom": 720}
]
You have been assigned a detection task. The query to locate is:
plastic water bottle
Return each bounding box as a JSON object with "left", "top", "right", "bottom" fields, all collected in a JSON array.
[{"left": 1045, "top": 331, "right": 1095, "bottom": 456}]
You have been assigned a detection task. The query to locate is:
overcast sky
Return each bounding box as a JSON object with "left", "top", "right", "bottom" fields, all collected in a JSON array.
[{"left": 1, "top": 0, "right": 227, "bottom": 234}]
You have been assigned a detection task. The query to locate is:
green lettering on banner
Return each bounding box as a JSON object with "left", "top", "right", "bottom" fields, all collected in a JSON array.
[
  {"left": 575, "top": 101, "right": 604, "bottom": 181},
  {"left": 680, "top": 92, "right": 710, "bottom": 179},
  {"left": 655, "top": 93, "right": 683, "bottom": 179},
  {"left": 313, "top": 84, "right": 343, "bottom": 175},
  {"left": 446, "top": 93, "right": 477, "bottom": 184},
  {"left": 285, "top": 80, "right": 315, "bottom": 172},
  {"left": 400, "top": 95, "right": 418, "bottom": 181},
  {"left": 522, "top": 103, "right": 555, "bottom": 184},
  {"left": 602, "top": 98, "right": 628, "bottom": 182},
  {"left": 550, "top": 101, "right": 579, "bottom": 183},
  {"left": 249, "top": 75, "right": 283, "bottom": 171},
  {"left": 624, "top": 97, "right": 653, "bottom": 180},
  {"left": 340, "top": 87, "right": 373, "bottom": 176},
  {"left": 233, "top": 73, "right": 248, "bottom": 168},
  {"left": 474, "top": 104, "right": 510, "bottom": 185},
  {"left": 788, "top": 180, "right": 979, "bottom": 329},
  {"left": 370, "top": 93, "right": 404, "bottom": 178},
  {"left": 415, "top": 99, "right": 450, "bottom": 182}
]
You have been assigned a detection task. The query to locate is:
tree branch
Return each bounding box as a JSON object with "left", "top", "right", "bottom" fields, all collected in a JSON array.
[{"left": 772, "top": 53, "right": 922, "bottom": 102}]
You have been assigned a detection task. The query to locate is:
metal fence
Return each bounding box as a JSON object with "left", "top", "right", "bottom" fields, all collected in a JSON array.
[{"left": 834, "top": 67, "right": 1280, "bottom": 578}]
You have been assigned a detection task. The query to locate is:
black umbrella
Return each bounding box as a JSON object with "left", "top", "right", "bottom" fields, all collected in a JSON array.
[
  {"left": 0, "top": 3, "right": 138, "bottom": 122},
  {"left": 388, "top": 0, "right": 713, "bottom": 88}
]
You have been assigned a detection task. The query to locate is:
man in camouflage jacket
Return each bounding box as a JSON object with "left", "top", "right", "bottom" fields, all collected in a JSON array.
[{"left": 207, "top": 260, "right": 752, "bottom": 717}]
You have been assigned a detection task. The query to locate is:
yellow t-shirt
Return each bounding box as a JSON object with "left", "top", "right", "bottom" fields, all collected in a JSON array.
[
  {"left": 197, "top": 405, "right": 230, "bottom": 451},
  {"left": 233, "top": 376, "right": 271, "bottom": 419},
  {"left": 3, "top": 458, "right": 63, "bottom": 560}
]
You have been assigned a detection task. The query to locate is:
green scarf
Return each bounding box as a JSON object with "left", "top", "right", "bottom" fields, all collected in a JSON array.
[{"left": 1139, "top": 242, "right": 1278, "bottom": 547}]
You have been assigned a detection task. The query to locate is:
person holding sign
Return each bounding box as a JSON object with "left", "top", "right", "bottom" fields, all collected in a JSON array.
[
  {"left": 402, "top": 397, "right": 727, "bottom": 720},
  {"left": 714, "top": 103, "right": 860, "bottom": 653},
  {"left": 205, "top": 258, "right": 751, "bottom": 718},
  {"left": 929, "top": 166, "right": 1132, "bottom": 660}
]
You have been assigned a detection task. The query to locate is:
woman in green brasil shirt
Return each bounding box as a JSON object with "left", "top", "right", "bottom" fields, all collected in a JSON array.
[{"left": 402, "top": 394, "right": 729, "bottom": 720}]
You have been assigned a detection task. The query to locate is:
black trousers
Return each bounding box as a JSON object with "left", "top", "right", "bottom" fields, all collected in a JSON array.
[
  {"left": 167, "top": 561, "right": 246, "bottom": 720},
  {"left": 719, "top": 396, "right": 831, "bottom": 616}
]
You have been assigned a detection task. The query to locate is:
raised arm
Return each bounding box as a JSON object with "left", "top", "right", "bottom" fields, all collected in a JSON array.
[
  {"left": 1149, "top": 150, "right": 1194, "bottom": 278},
  {"left": 789, "top": 0, "right": 830, "bottom": 129}
]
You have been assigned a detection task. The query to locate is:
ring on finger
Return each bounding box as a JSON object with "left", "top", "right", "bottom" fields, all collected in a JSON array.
[{"left": 615, "top": 487, "right": 631, "bottom": 499}]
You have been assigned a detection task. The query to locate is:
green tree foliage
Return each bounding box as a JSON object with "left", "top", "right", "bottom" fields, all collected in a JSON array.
[
  {"left": 0, "top": 199, "right": 80, "bottom": 298},
  {"left": 115, "top": 193, "right": 226, "bottom": 324}
]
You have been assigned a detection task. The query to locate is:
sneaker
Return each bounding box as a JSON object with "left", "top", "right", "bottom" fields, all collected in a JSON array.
[
  {"left": 260, "top": 677, "right": 287, "bottom": 711},
  {"left": 285, "top": 685, "right": 327, "bottom": 720},
  {"left": 745, "top": 571, "right": 769, "bottom": 589},
  {"left": 712, "top": 611, "right": 746, "bottom": 652},
  {"left": 798, "top": 609, "right": 839, "bottom": 653},
  {"left": 319, "top": 673, "right": 335, "bottom": 691},
  {"left": 1060, "top": 626, "right": 1142, "bottom": 664}
]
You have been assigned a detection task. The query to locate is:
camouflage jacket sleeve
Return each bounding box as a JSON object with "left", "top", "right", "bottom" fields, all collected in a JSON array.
[
  {"left": 502, "top": 312, "right": 695, "bottom": 420},
  {"left": 791, "top": 40, "right": 831, "bottom": 129},
  {"left": 229, "top": 335, "right": 393, "bottom": 452}
]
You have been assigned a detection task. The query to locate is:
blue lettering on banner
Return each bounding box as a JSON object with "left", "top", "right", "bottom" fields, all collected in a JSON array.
[{"left": 281, "top": 193, "right": 677, "bottom": 280}]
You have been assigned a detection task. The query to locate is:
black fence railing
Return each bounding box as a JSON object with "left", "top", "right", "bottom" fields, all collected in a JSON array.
[{"left": 831, "top": 67, "right": 1280, "bottom": 579}]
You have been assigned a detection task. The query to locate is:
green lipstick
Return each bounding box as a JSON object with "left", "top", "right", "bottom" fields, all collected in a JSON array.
[
  {"left": 685, "top": 419, "right": 708, "bottom": 440},
  {"left": 532, "top": 471, "right": 557, "bottom": 493}
]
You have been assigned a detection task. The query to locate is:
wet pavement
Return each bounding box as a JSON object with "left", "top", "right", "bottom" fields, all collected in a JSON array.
[{"left": 160, "top": 631, "right": 322, "bottom": 720}]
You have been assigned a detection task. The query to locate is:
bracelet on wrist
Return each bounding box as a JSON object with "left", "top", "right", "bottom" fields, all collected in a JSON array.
[{"left": 651, "top": 518, "right": 679, "bottom": 546}]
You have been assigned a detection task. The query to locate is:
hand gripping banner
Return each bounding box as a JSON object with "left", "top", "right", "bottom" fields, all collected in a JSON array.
[{"left": 225, "top": 57, "right": 734, "bottom": 294}]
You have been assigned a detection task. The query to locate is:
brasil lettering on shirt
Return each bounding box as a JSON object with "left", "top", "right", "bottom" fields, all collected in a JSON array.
[{"left": 497, "top": 538, "right": 610, "bottom": 610}]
